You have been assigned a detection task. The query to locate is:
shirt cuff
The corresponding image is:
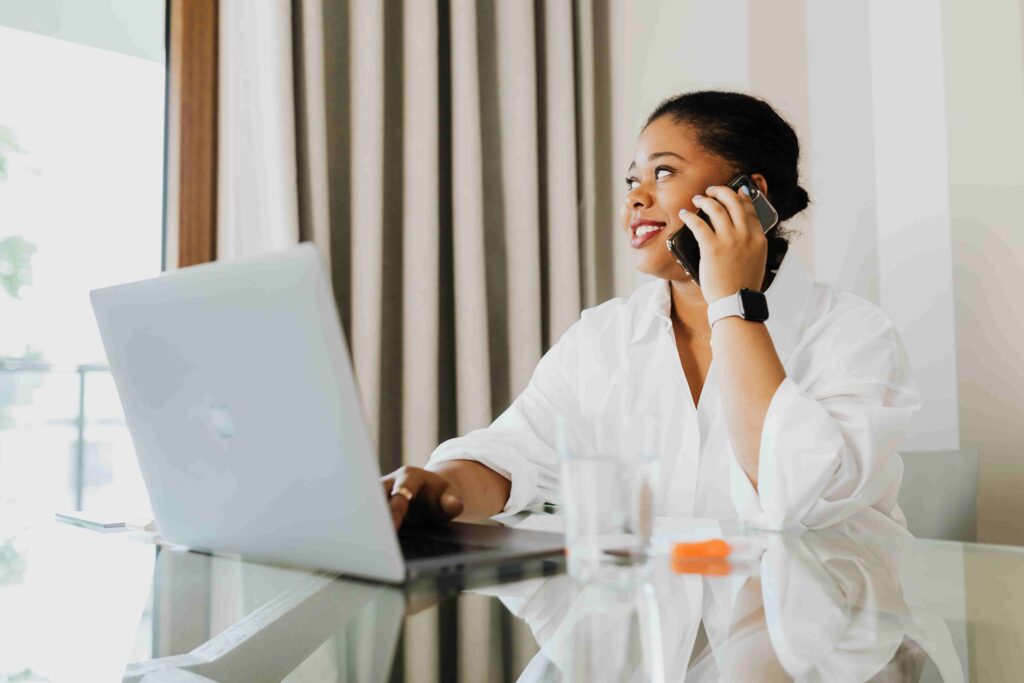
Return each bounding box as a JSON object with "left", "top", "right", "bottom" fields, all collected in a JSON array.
[{"left": 427, "top": 434, "right": 542, "bottom": 515}]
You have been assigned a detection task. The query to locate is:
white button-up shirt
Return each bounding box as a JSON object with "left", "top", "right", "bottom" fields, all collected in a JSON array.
[{"left": 428, "top": 254, "right": 922, "bottom": 530}]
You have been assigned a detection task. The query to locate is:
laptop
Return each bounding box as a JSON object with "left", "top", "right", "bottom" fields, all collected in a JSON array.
[{"left": 90, "top": 242, "right": 564, "bottom": 583}]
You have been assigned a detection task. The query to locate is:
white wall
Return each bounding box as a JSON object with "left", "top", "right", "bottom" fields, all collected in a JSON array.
[
  {"left": 867, "top": 0, "right": 960, "bottom": 451},
  {"left": 941, "top": 0, "right": 1024, "bottom": 546},
  {"left": 609, "top": 0, "right": 1024, "bottom": 542}
]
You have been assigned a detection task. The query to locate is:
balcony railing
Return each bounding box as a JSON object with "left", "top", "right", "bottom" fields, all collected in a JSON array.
[{"left": 0, "top": 360, "right": 147, "bottom": 516}]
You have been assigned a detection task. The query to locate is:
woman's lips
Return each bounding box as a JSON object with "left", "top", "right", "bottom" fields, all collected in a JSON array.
[{"left": 630, "top": 223, "right": 666, "bottom": 249}]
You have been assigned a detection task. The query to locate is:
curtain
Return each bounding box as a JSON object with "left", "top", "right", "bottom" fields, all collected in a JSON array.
[
  {"left": 286, "top": 0, "right": 615, "bottom": 475},
  {"left": 219, "top": 1, "right": 615, "bottom": 679}
]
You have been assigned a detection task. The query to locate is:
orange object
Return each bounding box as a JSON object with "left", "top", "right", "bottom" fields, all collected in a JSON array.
[
  {"left": 671, "top": 558, "right": 731, "bottom": 576},
  {"left": 671, "top": 538, "right": 731, "bottom": 561}
]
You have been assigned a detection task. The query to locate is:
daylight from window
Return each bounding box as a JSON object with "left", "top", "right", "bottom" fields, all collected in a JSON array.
[{"left": 0, "top": 25, "right": 164, "bottom": 535}]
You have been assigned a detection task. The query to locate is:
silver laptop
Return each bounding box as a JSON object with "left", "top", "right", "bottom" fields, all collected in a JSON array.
[{"left": 90, "top": 242, "right": 563, "bottom": 583}]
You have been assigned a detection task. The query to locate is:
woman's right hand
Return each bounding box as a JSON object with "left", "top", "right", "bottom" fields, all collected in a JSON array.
[{"left": 381, "top": 466, "right": 465, "bottom": 530}]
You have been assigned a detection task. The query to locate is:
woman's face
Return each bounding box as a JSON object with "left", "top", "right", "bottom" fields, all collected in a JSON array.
[{"left": 620, "top": 116, "right": 737, "bottom": 283}]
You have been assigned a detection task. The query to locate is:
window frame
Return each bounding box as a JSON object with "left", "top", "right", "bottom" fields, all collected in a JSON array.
[{"left": 164, "top": 0, "right": 219, "bottom": 269}]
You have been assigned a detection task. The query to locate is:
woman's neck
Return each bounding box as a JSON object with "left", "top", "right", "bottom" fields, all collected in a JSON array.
[{"left": 669, "top": 279, "right": 711, "bottom": 335}]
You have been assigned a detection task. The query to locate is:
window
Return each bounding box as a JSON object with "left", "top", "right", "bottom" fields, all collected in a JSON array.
[{"left": 0, "top": 9, "right": 166, "bottom": 536}]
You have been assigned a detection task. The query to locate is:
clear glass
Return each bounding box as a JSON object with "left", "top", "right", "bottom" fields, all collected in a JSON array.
[
  {"left": 559, "top": 567, "right": 666, "bottom": 683},
  {"left": 558, "top": 414, "right": 659, "bottom": 580}
]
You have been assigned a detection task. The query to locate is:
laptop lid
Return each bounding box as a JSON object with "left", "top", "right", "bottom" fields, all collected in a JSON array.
[{"left": 91, "top": 243, "right": 405, "bottom": 582}]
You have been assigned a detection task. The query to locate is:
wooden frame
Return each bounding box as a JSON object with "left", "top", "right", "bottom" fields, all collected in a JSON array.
[{"left": 165, "top": 0, "right": 219, "bottom": 268}]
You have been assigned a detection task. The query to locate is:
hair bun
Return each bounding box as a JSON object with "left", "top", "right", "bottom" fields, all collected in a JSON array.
[{"left": 779, "top": 185, "right": 810, "bottom": 221}]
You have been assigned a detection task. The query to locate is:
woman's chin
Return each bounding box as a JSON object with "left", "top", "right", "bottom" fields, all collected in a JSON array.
[{"left": 635, "top": 254, "right": 689, "bottom": 283}]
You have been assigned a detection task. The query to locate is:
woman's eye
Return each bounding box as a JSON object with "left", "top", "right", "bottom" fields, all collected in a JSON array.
[{"left": 625, "top": 167, "right": 672, "bottom": 191}]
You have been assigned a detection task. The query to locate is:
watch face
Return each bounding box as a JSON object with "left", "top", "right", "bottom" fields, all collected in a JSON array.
[{"left": 739, "top": 289, "right": 769, "bottom": 322}]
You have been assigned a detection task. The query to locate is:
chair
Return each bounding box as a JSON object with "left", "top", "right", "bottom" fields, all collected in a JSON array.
[{"left": 898, "top": 449, "right": 979, "bottom": 542}]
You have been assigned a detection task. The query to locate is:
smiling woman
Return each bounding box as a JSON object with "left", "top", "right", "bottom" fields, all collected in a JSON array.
[
  {"left": 623, "top": 91, "right": 809, "bottom": 282},
  {"left": 383, "top": 90, "right": 920, "bottom": 535}
]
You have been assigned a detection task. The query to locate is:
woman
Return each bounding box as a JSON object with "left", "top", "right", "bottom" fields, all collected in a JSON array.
[{"left": 382, "top": 90, "right": 920, "bottom": 532}]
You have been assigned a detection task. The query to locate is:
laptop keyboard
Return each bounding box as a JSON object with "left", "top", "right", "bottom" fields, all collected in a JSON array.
[{"left": 398, "top": 532, "right": 491, "bottom": 561}]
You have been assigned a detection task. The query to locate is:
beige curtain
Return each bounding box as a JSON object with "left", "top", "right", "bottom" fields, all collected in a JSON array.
[
  {"left": 291, "top": 0, "right": 614, "bottom": 477},
  {"left": 220, "top": 0, "right": 614, "bottom": 678}
]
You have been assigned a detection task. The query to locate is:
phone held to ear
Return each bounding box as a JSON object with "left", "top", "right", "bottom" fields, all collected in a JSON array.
[{"left": 666, "top": 173, "right": 787, "bottom": 288}]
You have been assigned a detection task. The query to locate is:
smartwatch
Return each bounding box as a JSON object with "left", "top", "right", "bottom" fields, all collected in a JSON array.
[{"left": 707, "top": 288, "right": 769, "bottom": 328}]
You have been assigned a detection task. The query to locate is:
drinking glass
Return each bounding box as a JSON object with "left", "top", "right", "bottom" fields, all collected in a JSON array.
[{"left": 557, "top": 413, "right": 659, "bottom": 581}]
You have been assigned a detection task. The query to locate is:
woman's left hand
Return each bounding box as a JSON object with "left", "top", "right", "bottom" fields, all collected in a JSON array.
[{"left": 679, "top": 185, "right": 768, "bottom": 304}]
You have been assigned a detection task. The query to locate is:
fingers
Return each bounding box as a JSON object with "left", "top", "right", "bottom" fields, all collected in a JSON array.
[
  {"left": 381, "top": 475, "right": 401, "bottom": 527},
  {"left": 703, "top": 185, "right": 761, "bottom": 238},
  {"left": 691, "top": 192, "right": 735, "bottom": 239},
  {"left": 678, "top": 206, "right": 714, "bottom": 251},
  {"left": 411, "top": 468, "right": 463, "bottom": 522},
  {"left": 385, "top": 468, "right": 420, "bottom": 530},
  {"left": 708, "top": 184, "right": 757, "bottom": 235},
  {"left": 381, "top": 466, "right": 464, "bottom": 530}
]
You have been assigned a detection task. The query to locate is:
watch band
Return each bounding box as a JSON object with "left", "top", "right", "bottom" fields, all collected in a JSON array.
[
  {"left": 707, "top": 288, "right": 769, "bottom": 327},
  {"left": 707, "top": 292, "right": 745, "bottom": 328}
]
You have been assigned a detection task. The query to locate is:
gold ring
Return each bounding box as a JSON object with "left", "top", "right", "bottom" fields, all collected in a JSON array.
[{"left": 392, "top": 485, "right": 413, "bottom": 502}]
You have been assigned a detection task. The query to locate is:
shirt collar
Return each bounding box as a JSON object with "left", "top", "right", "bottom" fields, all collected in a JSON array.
[
  {"left": 628, "top": 278, "right": 673, "bottom": 346},
  {"left": 628, "top": 254, "right": 815, "bottom": 360}
]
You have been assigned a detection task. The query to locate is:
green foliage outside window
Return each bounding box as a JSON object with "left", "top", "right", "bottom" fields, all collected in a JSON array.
[
  {"left": 0, "top": 125, "right": 36, "bottom": 301},
  {"left": 0, "top": 124, "right": 24, "bottom": 182}
]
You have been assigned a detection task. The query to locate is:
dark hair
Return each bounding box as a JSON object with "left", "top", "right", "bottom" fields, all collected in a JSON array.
[{"left": 644, "top": 90, "right": 810, "bottom": 233}]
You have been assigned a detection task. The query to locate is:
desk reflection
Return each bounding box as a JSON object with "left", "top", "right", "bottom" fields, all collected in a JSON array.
[
  {"left": 119, "top": 517, "right": 967, "bottom": 682},
  {"left": 495, "top": 519, "right": 963, "bottom": 682},
  {"left": 123, "top": 547, "right": 404, "bottom": 682}
]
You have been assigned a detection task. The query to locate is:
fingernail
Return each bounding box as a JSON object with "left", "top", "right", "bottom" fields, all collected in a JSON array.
[
  {"left": 706, "top": 186, "right": 715, "bottom": 193},
  {"left": 679, "top": 208, "right": 689, "bottom": 216},
  {"left": 693, "top": 194, "right": 703, "bottom": 202},
  {"left": 740, "top": 186, "right": 751, "bottom": 197}
]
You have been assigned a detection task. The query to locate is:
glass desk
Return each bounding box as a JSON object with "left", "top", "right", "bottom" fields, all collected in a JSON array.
[{"left": 2, "top": 512, "right": 1023, "bottom": 682}]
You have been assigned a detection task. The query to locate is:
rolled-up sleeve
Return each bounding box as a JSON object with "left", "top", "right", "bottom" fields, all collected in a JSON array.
[
  {"left": 426, "top": 320, "right": 583, "bottom": 514},
  {"left": 731, "top": 304, "right": 922, "bottom": 530}
]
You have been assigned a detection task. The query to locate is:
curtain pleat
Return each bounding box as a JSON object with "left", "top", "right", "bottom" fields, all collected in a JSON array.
[
  {"left": 449, "top": 0, "right": 494, "bottom": 435},
  {"left": 217, "top": 0, "right": 301, "bottom": 260},
  {"left": 542, "top": 0, "right": 583, "bottom": 346},
  {"left": 573, "top": 0, "right": 600, "bottom": 310},
  {"left": 401, "top": 0, "right": 441, "bottom": 471},
  {"left": 494, "top": 0, "right": 544, "bottom": 400},
  {"left": 317, "top": 0, "right": 354, "bottom": 340},
  {"left": 379, "top": 0, "right": 406, "bottom": 474},
  {"left": 348, "top": 0, "right": 386, "bottom": 450}
]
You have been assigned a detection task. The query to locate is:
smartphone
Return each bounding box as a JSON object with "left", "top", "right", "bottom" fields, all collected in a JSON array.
[{"left": 666, "top": 174, "right": 781, "bottom": 286}]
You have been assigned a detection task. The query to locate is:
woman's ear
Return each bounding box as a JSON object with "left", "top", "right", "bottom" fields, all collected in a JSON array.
[{"left": 750, "top": 173, "right": 769, "bottom": 198}]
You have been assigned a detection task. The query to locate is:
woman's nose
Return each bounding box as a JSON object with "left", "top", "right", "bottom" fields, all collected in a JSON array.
[{"left": 624, "top": 186, "right": 652, "bottom": 210}]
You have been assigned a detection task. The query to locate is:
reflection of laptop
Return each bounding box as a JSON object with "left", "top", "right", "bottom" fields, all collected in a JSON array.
[
  {"left": 91, "top": 243, "right": 563, "bottom": 583},
  {"left": 124, "top": 547, "right": 407, "bottom": 682}
]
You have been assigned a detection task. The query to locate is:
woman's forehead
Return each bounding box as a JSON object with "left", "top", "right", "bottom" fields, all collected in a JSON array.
[{"left": 632, "top": 118, "right": 704, "bottom": 165}]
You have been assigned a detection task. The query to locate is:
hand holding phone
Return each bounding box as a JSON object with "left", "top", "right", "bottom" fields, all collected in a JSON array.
[{"left": 666, "top": 174, "right": 784, "bottom": 287}]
